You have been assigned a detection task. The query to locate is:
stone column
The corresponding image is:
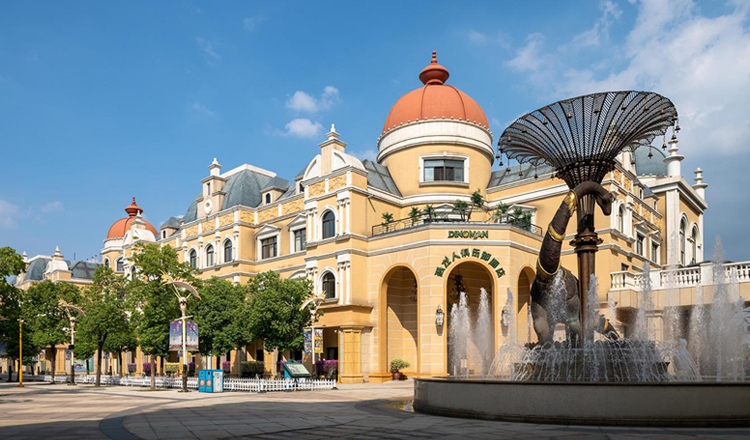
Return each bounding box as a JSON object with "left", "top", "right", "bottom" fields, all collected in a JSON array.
[{"left": 340, "top": 326, "right": 364, "bottom": 383}]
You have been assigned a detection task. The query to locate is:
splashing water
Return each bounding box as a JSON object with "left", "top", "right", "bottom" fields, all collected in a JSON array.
[{"left": 474, "top": 288, "right": 492, "bottom": 375}]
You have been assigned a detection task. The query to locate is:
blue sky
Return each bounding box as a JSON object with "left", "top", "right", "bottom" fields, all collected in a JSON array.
[{"left": 1, "top": 0, "right": 749, "bottom": 262}]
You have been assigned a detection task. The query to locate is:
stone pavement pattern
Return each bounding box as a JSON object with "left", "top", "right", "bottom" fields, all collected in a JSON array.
[{"left": 1, "top": 380, "right": 749, "bottom": 439}]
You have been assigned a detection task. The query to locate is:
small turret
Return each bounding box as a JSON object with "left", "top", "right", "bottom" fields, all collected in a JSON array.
[
  {"left": 663, "top": 132, "right": 684, "bottom": 178},
  {"left": 693, "top": 168, "right": 708, "bottom": 199}
]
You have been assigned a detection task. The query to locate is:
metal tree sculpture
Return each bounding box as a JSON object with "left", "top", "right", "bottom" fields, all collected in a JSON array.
[{"left": 498, "top": 91, "right": 678, "bottom": 337}]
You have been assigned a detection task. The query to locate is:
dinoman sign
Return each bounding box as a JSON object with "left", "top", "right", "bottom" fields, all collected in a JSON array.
[
  {"left": 448, "top": 230, "right": 489, "bottom": 239},
  {"left": 434, "top": 247, "right": 506, "bottom": 278}
]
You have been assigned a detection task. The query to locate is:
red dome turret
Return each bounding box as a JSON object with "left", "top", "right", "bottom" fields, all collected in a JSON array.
[{"left": 106, "top": 197, "right": 158, "bottom": 240}]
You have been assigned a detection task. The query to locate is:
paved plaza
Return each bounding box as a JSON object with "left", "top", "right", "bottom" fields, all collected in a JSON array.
[{"left": 0, "top": 380, "right": 748, "bottom": 439}]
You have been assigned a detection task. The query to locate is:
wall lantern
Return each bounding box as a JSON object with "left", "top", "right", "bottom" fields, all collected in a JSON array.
[
  {"left": 435, "top": 305, "right": 445, "bottom": 327},
  {"left": 501, "top": 307, "right": 510, "bottom": 328}
]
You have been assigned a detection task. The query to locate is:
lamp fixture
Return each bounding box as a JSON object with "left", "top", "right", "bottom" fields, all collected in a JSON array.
[{"left": 435, "top": 305, "right": 445, "bottom": 327}]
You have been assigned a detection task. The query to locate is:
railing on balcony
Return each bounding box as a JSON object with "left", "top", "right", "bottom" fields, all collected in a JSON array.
[
  {"left": 611, "top": 260, "right": 750, "bottom": 291},
  {"left": 371, "top": 213, "right": 542, "bottom": 237}
]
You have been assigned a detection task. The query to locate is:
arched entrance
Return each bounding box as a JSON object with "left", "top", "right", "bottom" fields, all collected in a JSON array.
[
  {"left": 445, "top": 261, "right": 494, "bottom": 376},
  {"left": 380, "top": 266, "right": 418, "bottom": 377},
  {"left": 517, "top": 266, "right": 536, "bottom": 343}
]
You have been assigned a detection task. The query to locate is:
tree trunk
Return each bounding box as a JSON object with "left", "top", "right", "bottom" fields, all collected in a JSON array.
[
  {"left": 95, "top": 344, "right": 104, "bottom": 387},
  {"left": 150, "top": 354, "right": 155, "bottom": 390},
  {"left": 6, "top": 357, "right": 13, "bottom": 382},
  {"left": 50, "top": 345, "right": 56, "bottom": 383},
  {"left": 117, "top": 351, "right": 123, "bottom": 377}
]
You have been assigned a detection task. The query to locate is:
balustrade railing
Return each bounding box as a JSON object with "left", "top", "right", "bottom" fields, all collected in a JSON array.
[
  {"left": 611, "top": 261, "right": 750, "bottom": 291},
  {"left": 372, "top": 213, "right": 542, "bottom": 237}
]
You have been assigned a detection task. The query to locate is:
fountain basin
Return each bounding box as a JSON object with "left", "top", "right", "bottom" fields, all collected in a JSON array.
[{"left": 414, "top": 378, "right": 750, "bottom": 427}]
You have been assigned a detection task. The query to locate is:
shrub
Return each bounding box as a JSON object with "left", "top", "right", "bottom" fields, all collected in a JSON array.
[
  {"left": 323, "top": 360, "right": 338, "bottom": 379},
  {"left": 164, "top": 362, "right": 179, "bottom": 375},
  {"left": 222, "top": 361, "right": 231, "bottom": 374},
  {"left": 142, "top": 362, "right": 152, "bottom": 376},
  {"left": 390, "top": 358, "right": 410, "bottom": 373},
  {"left": 188, "top": 362, "right": 196, "bottom": 377},
  {"left": 127, "top": 363, "right": 136, "bottom": 374},
  {"left": 240, "top": 361, "right": 265, "bottom": 378}
]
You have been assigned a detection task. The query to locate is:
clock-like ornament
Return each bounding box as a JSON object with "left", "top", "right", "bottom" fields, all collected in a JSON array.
[{"left": 203, "top": 199, "right": 213, "bottom": 215}]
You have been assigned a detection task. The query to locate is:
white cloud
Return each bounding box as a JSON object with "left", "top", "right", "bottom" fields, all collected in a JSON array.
[
  {"left": 284, "top": 118, "right": 323, "bottom": 138},
  {"left": 468, "top": 30, "right": 510, "bottom": 49},
  {"left": 191, "top": 102, "right": 214, "bottom": 116},
  {"left": 0, "top": 199, "right": 21, "bottom": 229},
  {"left": 196, "top": 37, "right": 221, "bottom": 63},
  {"left": 350, "top": 149, "right": 378, "bottom": 162},
  {"left": 567, "top": 0, "right": 622, "bottom": 50},
  {"left": 505, "top": 0, "right": 750, "bottom": 156},
  {"left": 40, "top": 201, "right": 63, "bottom": 213},
  {"left": 286, "top": 86, "right": 340, "bottom": 113},
  {"left": 468, "top": 30, "right": 488, "bottom": 45},
  {"left": 243, "top": 17, "right": 263, "bottom": 32}
]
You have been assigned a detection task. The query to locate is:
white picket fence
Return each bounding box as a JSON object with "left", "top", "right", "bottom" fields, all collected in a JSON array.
[{"left": 73, "top": 374, "right": 336, "bottom": 392}]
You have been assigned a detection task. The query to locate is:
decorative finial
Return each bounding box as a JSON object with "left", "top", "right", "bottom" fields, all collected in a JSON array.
[
  {"left": 125, "top": 197, "right": 142, "bottom": 218},
  {"left": 419, "top": 50, "right": 449, "bottom": 86},
  {"left": 331, "top": 123, "right": 336, "bottom": 133}
]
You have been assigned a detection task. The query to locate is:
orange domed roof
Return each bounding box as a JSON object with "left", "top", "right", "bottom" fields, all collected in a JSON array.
[
  {"left": 106, "top": 197, "right": 158, "bottom": 239},
  {"left": 383, "top": 51, "right": 489, "bottom": 133}
]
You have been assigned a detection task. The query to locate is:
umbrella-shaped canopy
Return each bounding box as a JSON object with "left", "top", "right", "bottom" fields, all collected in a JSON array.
[{"left": 498, "top": 91, "right": 677, "bottom": 188}]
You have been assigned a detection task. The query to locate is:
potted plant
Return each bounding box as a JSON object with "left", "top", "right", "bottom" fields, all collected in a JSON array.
[
  {"left": 381, "top": 212, "right": 394, "bottom": 232},
  {"left": 452, "top": 200, "right": 470, "bottom": 221},
  {"left": 423, "top": 205, "right": 436, "bottom": 223},
  {"left": 390, "top": 358, "right": 410, "bottom": 380},
  {"left": 408, "top": 206, "right": 421, "bottom": 226}
]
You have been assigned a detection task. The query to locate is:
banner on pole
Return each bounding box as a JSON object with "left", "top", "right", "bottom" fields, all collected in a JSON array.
[
  {"left": 186, "top": 321, "right": 199, "bottom": 352},
  {"left": 314, "top": 329, "right": 323, "bottom": 354},
  {"left": 303, "top": 328, "right": 313, "bottom": 354},
  {"left": 169, "top": 321, "right": 182, "bottom": 351}
]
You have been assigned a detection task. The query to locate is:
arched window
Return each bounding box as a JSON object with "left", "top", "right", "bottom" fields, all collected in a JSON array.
[
  {"left": 322, "top": 210, "right": 336, "bottom": 239},
  {"left": 104, "top": 258, "right": 110, "bottom": 269},
  {"left": 321, "top": 272, "right": 336, "bottom": 299},
  {"left": 116, "top": 257, "right": 124, "bottom": 272},
  {"left": 679, "top": 218, "right": 686, "bottom": 266},
  {"left": 691, "top": 226, "right": 699, "bottom": 265},
  {"left": 618, "top": 205, "right": 625, "bottom": 233},
  {"left": 205, "top": 244, "right": 215, "bottom": 267},
  {"left": 189, "top": 249, "right": 197, "bottom": 269},
  {"left": 223, "top": 239, "right": 233, "bottom": 263},
  {"left": 265, "top": 193, "right": 271, "bottom": 204}
]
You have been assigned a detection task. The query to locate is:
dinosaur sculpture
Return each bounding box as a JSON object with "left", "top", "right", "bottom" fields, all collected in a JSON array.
[{"left": 531, "top": 181, "right": 620, "bottom": 344}]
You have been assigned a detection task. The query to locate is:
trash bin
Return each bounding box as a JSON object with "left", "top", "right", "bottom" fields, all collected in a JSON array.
[{"left": 198, "top": 369, "right": 224, "bottom": 393}]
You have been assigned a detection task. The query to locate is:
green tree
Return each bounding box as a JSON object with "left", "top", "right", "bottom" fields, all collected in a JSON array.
[
  {"left": 75, "top": 266, "right": 130, "bottom": 386},
  {"left": 23, "top": 280, "right": 80, "bottom": 382},
  {"left": 246, "top": 271, "right": 317, "bottom": 354},
  {"left": 470, "top": 189, "right": 485, "bottom": 211},
  {"left": 0, "top": 247, "right": 31, "bottom": 382},
  {"left": 423, "top": 204, "right": 436, "bottom": 222},
  {"left": 194, "top": 278, "right": 252, "bottom": 369},
  {"left": 381, "top": 212, "right": 394, "bottom": 231},
  {"left": 103, "top": 320, "right": 137, "bottom": 377},
  {"left": 129, "top": 243, "right": 195, "bottom": 389},
  {"left": 453, "top": 200, "right": 470, "bottom": 221}
]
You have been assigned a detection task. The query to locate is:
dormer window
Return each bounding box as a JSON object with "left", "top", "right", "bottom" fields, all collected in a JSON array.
[
  {"left": 299, "top": 183, "right": 304, "bottom": 194},
  {"left": 265, "top": 193, "right": 272, "bottom": 204},
  {"left": 207, "top": 182, "right": 211, "bottom": 195}
]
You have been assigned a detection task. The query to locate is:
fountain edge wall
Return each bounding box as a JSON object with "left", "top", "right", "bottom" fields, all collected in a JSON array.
[{"left": 414, "top": 378, "right": 750, "bottom": 427}]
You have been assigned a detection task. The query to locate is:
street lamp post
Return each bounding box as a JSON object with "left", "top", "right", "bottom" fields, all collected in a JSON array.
[
  {"left": 18, "top": 319, "right": 23, "bottom": 387},
  {"left": 166, "top": 277, "right": 200, "bottom": 393}
]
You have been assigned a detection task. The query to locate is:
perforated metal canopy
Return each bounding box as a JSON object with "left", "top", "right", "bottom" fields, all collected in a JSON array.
[{"left": 498, "top": 91, "right": 677, "bottom": 188}]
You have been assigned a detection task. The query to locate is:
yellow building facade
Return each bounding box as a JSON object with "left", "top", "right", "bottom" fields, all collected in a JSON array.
[{"left": 14, "top": 53, "right": 749, "bottom": 382}]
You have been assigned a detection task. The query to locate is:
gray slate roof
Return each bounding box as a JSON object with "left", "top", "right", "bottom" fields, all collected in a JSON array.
[
  {"left": 160, "top": 216, "right": 183, "bottom": 230},
  {"left": 70, "top": 261, "right": 99, "bottom": 280},
  {"left": 487, "top": 163, "right": 555, "bottom": 188},
  {"left": 183, "top": 169, "right": 283, "bottom": 223},
  {"left": 634, "top": 146, "right": 668, "bottom": 177},
  {"left": 262, "top": 176, "right": 291, "bottom": 192},
  {"left": 24, "top": 257, "right": 51, "bottom": 282},
  {"left": 363, "top": 160, "right": 401, "bottom": 196}
]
